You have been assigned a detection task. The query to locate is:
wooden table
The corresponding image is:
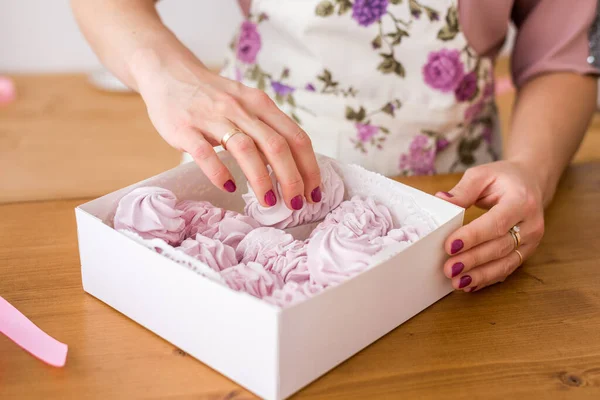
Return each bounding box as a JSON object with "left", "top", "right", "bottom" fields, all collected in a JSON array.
[{"left": 1, "top": 163, "right": 600, "bottom": 399}]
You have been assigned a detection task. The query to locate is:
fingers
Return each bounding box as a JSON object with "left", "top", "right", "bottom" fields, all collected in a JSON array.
[
  {"left": 444, "top": 199, "right": 524, "bottom": 255},
  {"left": 232, "top": 117, "right": 306, "bottom": 210},
  {"left": 235, "top": 87, "right": 322, "bottom": 203},
  {"left": 436, "top": 167, "right": 494, "bottom": 209},
  {"left": 443, "top": 232, "right": 515, "bottom": 279},
  {"left": 212, "top": 121, "right": 278, "bottom": 208},
  {"left": 179, "top": 128, "right": 236, "bottom": 193},
  {"left": 451, "top": 244, "right": 533, "bottom": 291}
]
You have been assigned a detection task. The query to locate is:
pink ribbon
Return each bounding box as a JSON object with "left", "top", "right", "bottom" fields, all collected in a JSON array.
[
  {"left": 0, "top": 296, "right": 68, "bottom": 367},
  {"left": 0, "top": 76, "right": 16, "bottom": 105}
]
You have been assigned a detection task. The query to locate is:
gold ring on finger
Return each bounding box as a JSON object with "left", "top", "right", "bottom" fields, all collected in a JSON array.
[
  {"left": 509, "top": 225, "right": 521, "bottom": 249},
  {"left": 514, "top": 249, "right": 524, "bottom": 266},
  {"left": 221, "top": 128, "right": 245, "bottom": 151}
]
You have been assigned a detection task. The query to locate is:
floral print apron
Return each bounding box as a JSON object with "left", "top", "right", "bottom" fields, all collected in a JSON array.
[{"left": 219, "top": 0, "right": 501, "bottom": 176}]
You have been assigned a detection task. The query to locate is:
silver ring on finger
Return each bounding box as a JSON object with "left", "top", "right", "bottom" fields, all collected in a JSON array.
[{"left": 221, "top": 128, "right": 245, "bottom": 151}]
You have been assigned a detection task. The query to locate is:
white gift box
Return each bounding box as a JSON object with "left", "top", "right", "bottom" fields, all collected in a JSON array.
[{"left": 75, "top": 153, "right": 463, "bottom": 400}]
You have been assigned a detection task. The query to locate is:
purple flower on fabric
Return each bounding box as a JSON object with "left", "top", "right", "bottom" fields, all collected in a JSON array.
[
  {"left": 352, "top": 0, "right": 389, "bottom": 27},
  {"left": 356, "top": 123, "right": 379, "bottom": 143},
  {"left": 454, "top": 71, "right": 478, "bottom": 102},
  {"left": 305, "top": 83, "right": 316, "bottom": 92},
  {"left": 399, "top": 134, "right": 436, "bottom": 175},
  {"left": 422, "top": 49, "right": 465, "bottom": 92},
  {"left": 464, "top": 101, "right": 484, "bottom": 122},
  {"left": 271, "top": 81, "right": 295, "bottom": 96},
  {"left": 236, "top": 21, "right": 262, "bottom": 64},
  {"left": 481, "top": 126, "right": 493, "bottom": 144},
  {"left": 436, "top": 137, "right": 450, "bottom": 152}
]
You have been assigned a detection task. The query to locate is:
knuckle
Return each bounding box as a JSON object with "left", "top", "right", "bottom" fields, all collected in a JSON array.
[
  {"left": 280, "top": 175, "right": 304, "bottom": 192},
  {"left": 250, "top": 89, "right": 275, "bottom": 109},
  {"left": 232, "top": 133, "right": 256, "bottom": 154},
  {"left": 532, "top": 217, "right": 545, "bottom": 239},
  {"left": 292, "top": 128, "right": 313, "bottom": 149},
  {"left": 214, "top": 94, "right": 240, "bottom": 116},
  {"left": 230, "top": 81, "right": 246, "bottom": 96},
  {"left": 266, "top": 134, "right": 289, "bottom": 156},
  {"left": 189, "top": 142, "right": 214, "bottom": 162},
  {"left": 207, "top": 165, "right": 228, "bottom": 180},
  {"left": 524, "top": 193, "right": 539, "bottom": 214},
  {"left": 466, "top": 249, "right": 480, "bottom": 269},
  {"left": 303, "top": 167, "right": 322, "bottom": 188},
  {"left": 252, "top": 172, "right": 273, "bottom": 188},
  {"left": 494, "top": 212, "right": 509, "bottom": 238}
]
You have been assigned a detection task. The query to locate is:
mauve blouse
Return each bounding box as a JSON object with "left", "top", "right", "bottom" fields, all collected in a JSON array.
[{"left": 238, "top": 0, "right": 600, "bottom": 88}]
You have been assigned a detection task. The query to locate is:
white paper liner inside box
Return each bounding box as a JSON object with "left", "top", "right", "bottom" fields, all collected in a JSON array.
[{"left": 75, "top": 152, "right": 463, "bottom": 400}]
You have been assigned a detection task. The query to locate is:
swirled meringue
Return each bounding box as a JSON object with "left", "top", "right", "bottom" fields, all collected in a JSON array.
[
  {"left": 236, "top": 227, "right": 309, "bottom": 283},
  {"left": 243, "top": 160, "right": 345, "bottom": 228},
  {"left": 221, "top": 262, "right": 284, "bottom": 299},
  {"left": 178, "top": 234, "right": 238, "bottom": 272},
  {"left": 114, "top": 186, "right": 185, "bottom": 245},
  {"left": 176, "top": 200, "right": 259, "bottom": 250},
  {"left": 310, "top": 196, "right": 393, "bottom": 240},
  {"left": 307, "top": 223, "right": 384, "bottom": 287},
  {"left": 263, "top": 281, "right": 325, "bottom": 308}
]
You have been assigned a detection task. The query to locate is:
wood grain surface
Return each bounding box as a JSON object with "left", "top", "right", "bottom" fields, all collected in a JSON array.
[{"left": 1, "top": 163, "right": 600, "bottom": 399}]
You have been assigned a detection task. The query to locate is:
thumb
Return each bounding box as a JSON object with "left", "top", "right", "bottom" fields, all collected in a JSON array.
[{"left": 436, "top": 167, "right": 491, "bottom": 208}]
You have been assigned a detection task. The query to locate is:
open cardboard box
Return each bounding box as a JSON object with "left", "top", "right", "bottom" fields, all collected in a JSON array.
[{"left": 75, "top": 153, "right": 463, "bottom": 400}]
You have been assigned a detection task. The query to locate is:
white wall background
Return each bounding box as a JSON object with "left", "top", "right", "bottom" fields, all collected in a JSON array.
[
  {"left": 0, "top": 0, "right": 243, "bottom": 73},
  {"left": 0, "top": 0, "right": 513, "bottom": 73}
]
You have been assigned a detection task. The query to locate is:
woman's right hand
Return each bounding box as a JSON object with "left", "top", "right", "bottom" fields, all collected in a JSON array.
[{"left": 130, "top": 50, "right": 322, "bottom": 210}]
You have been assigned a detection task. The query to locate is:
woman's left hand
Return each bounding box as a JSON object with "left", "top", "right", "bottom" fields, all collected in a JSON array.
[{"left": 435, "top": 160, "right": 546, "bottom": 292}]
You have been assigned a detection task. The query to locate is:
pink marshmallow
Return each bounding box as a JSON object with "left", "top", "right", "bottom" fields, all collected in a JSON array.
[
  {"left": 243, "top": 160, "right": 345, "bottom": 228},
  {"left": 221, "top": 262, "right": 284, "bottom": 299},
  {"left": 178, "top": 234, "right": 238, "bottom": 272},
  {"left": 114, "top": 187, "right": 186, "bottom": 245}
]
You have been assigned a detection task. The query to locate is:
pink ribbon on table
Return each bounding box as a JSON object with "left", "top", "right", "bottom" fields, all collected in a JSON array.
[
  {"left": 0, "top": 296, "right": 68, "bottom": 367},
  {"left": 0, "top": 76, "right": 16, "bottom": 105}
]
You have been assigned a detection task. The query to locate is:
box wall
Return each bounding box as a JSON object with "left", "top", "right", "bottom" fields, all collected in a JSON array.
[
  {"left": 277, "top": 212, "right": 463, "bottom": 398},
  {"left": 75, "top": 208, "right": 281, "bottom": 400}
]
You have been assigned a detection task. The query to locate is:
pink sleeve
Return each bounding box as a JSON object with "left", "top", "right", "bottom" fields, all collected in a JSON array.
[{"left": 510, "top": 0, "right": 600, "bottom": 88}]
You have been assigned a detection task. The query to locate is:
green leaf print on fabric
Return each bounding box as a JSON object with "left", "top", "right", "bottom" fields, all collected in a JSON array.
[
  {"left": 316, "top": 1, "right": 335, "bottom": 17},
  {"left": 437, "top": 5, "right": 459, "bottom": 41},
  {"left": 316, "top": 0, "right": 441, "bottom": 80},
  {"left": 377, "top": 53, "right": 405, "bottom": 77},
  {"left": 311, "top": 69, "right": 357, "bottom": 97},
  {"left": 347, "top": 98, "right": 403, "bottom": 153},
  {"left": 336, "top": 0, "right": 354, "bottom": 15}
]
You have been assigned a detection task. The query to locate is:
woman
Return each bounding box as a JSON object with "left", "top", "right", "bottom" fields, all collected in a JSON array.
[{"left": 71, "top": 0, "right": 598, "bottom": 292}]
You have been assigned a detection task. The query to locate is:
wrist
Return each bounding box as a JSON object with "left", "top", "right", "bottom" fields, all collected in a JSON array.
[
  {"left": 507, "top": 154, "right": 561, "bottom": 208},
  {"left": 127, "top": 33, "right": 208, "bottom": 94}
]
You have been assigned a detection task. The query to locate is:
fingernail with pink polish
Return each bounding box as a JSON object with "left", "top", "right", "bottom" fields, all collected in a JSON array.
[
  {"left": 459, "top": 275, "right": 472, "bottom": 289},
  {"left": 223, "top": 180, "right": 236, "bottom": 193},
  {"left": 451, "top": 239, "right": 464, "bottom": 254},
  {"left": 291, "top": 195, "right": 304, "bottom": 210},
  {"left": 442, "top": 191, "right": 454, "bottom": 197},
  {"left": 451, "top": 262, "right": 464, "bottom": 277},
  {"left": 311, "top": 187, "right": 322, "bottom": 203},
  {"left": 468, "top": 286, "right": 478, "bottom": 292},
  {"left": 264, "top": 190, "right": 277, "bottom": 206}
]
